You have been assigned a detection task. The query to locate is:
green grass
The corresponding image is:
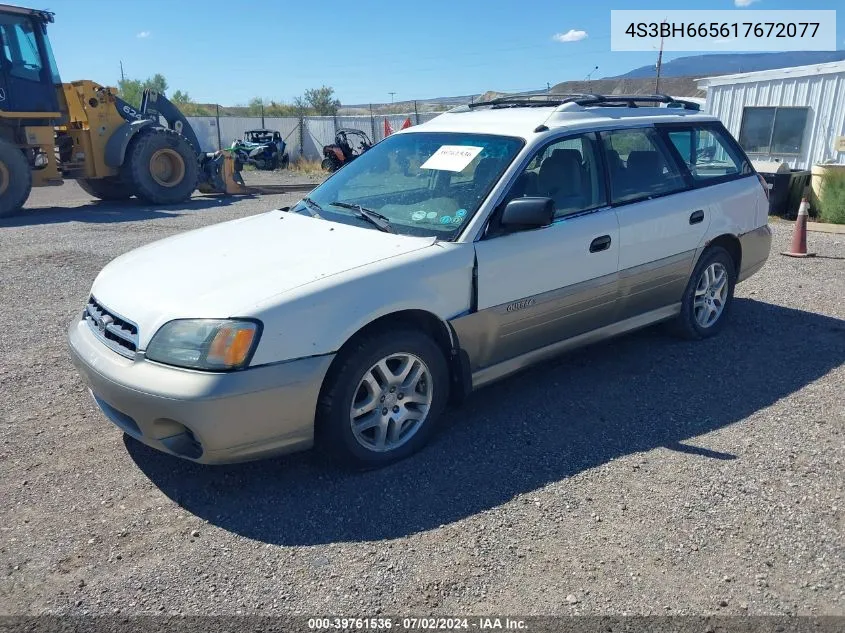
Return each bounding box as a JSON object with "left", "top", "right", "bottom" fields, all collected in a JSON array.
[
  {"left": 288, "top": 159, "right": 325, "bottom": 177},
  {"left": 816, "top": 169, "right": 845, "bottom": 225}
]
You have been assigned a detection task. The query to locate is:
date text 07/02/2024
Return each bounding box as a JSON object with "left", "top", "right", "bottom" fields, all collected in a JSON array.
[{"left": 307, "top": 617, "right": 528, "bottom": 630}]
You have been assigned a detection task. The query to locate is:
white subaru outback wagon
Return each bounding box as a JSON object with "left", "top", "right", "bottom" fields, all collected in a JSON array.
[{"left": 69, "top": 94, "right": 772, "bottom": 467}]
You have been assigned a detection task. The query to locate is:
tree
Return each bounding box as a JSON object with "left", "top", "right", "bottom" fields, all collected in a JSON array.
[
  {"left": 304, "top": 85, "right": 341, "bottom": 116},
  {"left": 117, "top": 78, "right": 143, "bottom": 107},
  {"left": 247, "top": 96, "right": 265, "bottom": 116},
  {"left": 145, "top": 73, "right": 168, "bottom": 94},
  {"left": 117, "top": 73, "right": 170, "bottom": 107},
  {"left": 171, "top": 89, "right": 191, "bottom": 104},
  {"left": 117, "top": 74, "right": 210, "bottom": 115},
  {"left": 292, "top": 95, "right": 309, "bottom": 117}
]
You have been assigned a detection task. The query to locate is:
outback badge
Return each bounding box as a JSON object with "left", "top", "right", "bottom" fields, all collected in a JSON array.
[{"left": 506, "top": 298, "right": 535, "bottom": 313}]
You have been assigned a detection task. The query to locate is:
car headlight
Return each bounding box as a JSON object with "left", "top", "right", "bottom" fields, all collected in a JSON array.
[{"left": 145, "top": 319, "right": 261, "bottom": 371}]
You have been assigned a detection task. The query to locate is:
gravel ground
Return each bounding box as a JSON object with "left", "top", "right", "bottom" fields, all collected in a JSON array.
[{"left": 1, "top": 183, "right": 843, "bottom": 616}]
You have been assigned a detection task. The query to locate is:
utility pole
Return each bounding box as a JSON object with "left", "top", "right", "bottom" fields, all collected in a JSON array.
[
  {"left": 546, "top": 81, "right": 551, "bottom": 93},
  {"left": 586, "top": 66, "right": 599, "bottom": 90},
  {"left": 655, "top": 24, "right": 665, "bottom": 94}
]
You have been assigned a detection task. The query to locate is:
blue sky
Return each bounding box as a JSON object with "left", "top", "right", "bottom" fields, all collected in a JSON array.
[{"left": 42, "top": 0, "right": 843, "bottom": 106}]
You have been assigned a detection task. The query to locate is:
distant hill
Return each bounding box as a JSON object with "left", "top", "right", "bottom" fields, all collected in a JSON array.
[
  {"left": 614, "top": 51, "right": 845, "bottom": 79},
  {"left": 197, "top": 51, "right": 845, "bottom": 117},
  {"left": 549, "top": 77, "right": 703, "bottom": 98},
  {"left": 340, "top": 95, "right": 477, "bottom": 115}
]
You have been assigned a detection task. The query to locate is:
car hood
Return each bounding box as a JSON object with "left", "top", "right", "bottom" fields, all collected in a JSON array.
[{"left": 90, "top": 211, "right": 436, "bottom": 348}]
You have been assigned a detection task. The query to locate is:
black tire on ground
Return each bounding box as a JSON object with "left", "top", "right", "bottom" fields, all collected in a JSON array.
[
  {"left": 0, "top": 139, "right": 32, "bottom": 218},
  {"left": 321, "top": 157, "right": 338, "bottom": 172},
  {"left": 122, "top": 128, "right": 198, "bottom": 205},
  {"left": 669, "top": 246, "right": 737, "bottom": 340},
  {"left": 316, "top": 328, "right": 449, "bottom": 468},
  {"left": 280, "top": 154, "right": 290, "bottom": 169},
  {"left": 77, "top": 177, "right": 134, "bottom": 201}
]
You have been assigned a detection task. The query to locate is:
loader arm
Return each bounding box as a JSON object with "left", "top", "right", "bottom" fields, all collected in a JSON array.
[
  {"left": 113, "top": 95, "right": 146, "bottom": 123},
  {"left": 139, "top": 89, "right": 202, "bottom": 156}
]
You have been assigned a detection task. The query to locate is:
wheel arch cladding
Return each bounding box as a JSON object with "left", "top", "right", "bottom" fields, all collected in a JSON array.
[
  {"left": 104, "top": 119, "right": 154, "bottom": 168},
  {"left": 322, "top": 309, "right": 471, "bottom": 405},
  {"left": 707, "top": 234, "right": 742, "bottom": 275}
]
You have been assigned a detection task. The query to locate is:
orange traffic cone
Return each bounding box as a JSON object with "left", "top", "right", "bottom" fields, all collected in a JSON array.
[{"left": 781, "top": 197, "right": 816, "bottom": 258}]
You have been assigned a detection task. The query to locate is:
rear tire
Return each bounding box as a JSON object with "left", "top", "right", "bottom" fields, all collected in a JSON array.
[
  {"left": 316, "top": 329, "right": 449, "bottom": 468},
  {"left": 123, "top": 128, "right": 197, "bottom": 204},
  {"left": 321, "top": 157, "right": 339, "bottom": 172},
  {"left": 0, "top": 139, "right": 32, "bottom": 218},
  {"left": 669, "top": 246, "right": 737, "bottom": 340},
  {"left": 77, "top": 177, "right": 133, "bottom": 201}
]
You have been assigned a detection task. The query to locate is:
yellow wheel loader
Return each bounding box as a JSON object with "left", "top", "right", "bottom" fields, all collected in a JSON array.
[{"left": 0, "top": 4, "right": 245, "bottom": 218}]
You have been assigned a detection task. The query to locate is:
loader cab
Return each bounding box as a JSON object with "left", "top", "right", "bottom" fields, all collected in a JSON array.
[{"left": 0, "top": 6, "right": 61, "bottom": 115}]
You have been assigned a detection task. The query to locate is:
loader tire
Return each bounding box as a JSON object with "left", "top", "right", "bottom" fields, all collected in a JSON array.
[
  {"left": 0, "top": 139, "right": 32, "bottom": 218},
  {"left": 123, "top": 128, "right": 197, "bottom": 205},
  {"left": 77, "top": 177, "right": 134, "bottom": 201}
]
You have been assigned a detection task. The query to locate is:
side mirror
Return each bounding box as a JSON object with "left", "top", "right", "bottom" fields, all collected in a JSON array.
[{"left": 500, "top": 197, "right": 555, "bottom": 230}]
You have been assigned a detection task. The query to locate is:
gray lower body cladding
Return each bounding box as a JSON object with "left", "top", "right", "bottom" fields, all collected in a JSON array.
[{"left": 451, "top": 250, "right": 696, "bottom": 379}]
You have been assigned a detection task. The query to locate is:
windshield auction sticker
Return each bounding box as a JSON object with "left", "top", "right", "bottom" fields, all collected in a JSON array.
[
  {"left": 421, "top": 146, "right": 484, "bottom": 172},
  {"left": 611, "top": 10, "right": 836, "bottom": 51}
]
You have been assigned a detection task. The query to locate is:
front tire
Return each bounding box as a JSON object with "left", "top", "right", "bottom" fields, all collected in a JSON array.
[
  {"left": 123, "top": 128, "right": 198, "bottom": 205},
  {"left": 670, "top": 246, "right": 736, "bottom": 340},
  {"left": 316, "top": 329, "right": 449, "bottom": 467},
  {"left": 77, "top": 177, "right": 134, "bottom": 201},
  {"left": 0, "top": 139, "right": 32, "bottom": 218}
]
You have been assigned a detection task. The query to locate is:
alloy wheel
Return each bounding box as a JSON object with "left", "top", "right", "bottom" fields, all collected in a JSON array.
[
  {"left": 693, "top": 262, "right": 729, "bottom": 328},
  {"left": 349, "top": 353, "right": 433, "bottom": 452}
]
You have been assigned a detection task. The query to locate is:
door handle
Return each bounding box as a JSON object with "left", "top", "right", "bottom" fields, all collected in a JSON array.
[
  {"left": 689, "top": 209, "right": 705, "bottom": 225},
  {"left": 589, "top": 235, "right": 612, "bottom": 253}
]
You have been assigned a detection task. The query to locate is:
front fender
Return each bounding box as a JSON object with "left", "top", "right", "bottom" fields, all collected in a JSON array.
[
  {"left": 247, "top": 243, "right": 476, "bottom": 366},
  {"left": 104, "top": 119, "right": 155, "bottom": 168}
]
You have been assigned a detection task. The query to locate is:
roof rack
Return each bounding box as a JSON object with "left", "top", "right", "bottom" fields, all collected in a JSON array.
[{"left": 467, "top": 93, "right": 701, "bottom": 111}]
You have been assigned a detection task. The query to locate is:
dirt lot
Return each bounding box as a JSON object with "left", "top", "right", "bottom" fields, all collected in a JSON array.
[{"left": 1, "top": 181, "right": 843, "bottom": 616}]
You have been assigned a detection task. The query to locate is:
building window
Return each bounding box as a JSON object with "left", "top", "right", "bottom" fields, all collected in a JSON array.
[{"left": 738, "top": 107, "right": 809, "bottom": 155}]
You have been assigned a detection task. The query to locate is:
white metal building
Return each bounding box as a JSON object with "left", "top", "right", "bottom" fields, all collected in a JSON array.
[{"left": 698, "top": 61, "right": 845, "bottom": 170}]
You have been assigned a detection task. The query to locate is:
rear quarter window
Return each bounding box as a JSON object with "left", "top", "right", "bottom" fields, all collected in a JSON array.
[{"left": 661, "top": 123, "right": 752, "bottom": 186}]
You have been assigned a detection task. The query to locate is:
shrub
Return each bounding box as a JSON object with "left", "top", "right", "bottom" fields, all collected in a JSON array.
[{"left": 817, "top": 169, "right": 845, "bottom": 225}]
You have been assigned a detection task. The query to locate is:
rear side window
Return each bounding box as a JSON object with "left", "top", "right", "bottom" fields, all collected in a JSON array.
[
  {"left": 665, "top": 126, "right": 748, "bottom": 183},
  {"left": 600, "top": 128, "right": 687, "bottom": 204}
]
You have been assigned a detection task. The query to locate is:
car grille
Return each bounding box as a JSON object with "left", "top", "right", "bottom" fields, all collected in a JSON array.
[{"left": 83, "top": 296, "right": 138, "bottom": 358}]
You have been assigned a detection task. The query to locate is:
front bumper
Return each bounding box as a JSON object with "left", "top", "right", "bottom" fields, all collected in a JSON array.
[{"left": 68, "top": 319, "right": 334, "bottom": 464}]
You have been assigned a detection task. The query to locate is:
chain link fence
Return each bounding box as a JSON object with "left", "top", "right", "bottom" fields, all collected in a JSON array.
[{"left": 186, "top": 108, "right": 444, "bottom": 161}]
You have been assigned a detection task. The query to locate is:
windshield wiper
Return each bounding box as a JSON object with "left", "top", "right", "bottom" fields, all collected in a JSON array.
[
  {"left": 329, "top": 201, "right": 395, "bottom": 233},
  {"left": 299, "top": 196, "right": 324, "bottom": 219}
]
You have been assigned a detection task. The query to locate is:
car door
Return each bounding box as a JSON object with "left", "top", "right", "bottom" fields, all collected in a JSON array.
[
  {"left": 453, "top": 132, "right": 620, "bottom": 371},
  {"left": 600, "top": 126, "right": 708, "bottom": 321},
  {"left": 660, "top": 121, "right": 763, "bottom": 234}
]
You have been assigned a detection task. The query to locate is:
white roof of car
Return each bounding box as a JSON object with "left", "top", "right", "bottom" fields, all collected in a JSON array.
[{"left": 409, "top": 99, "right": 718, "bottom": 139}]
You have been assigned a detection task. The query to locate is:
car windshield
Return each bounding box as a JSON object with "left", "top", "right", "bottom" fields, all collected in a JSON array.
[{"left": 293, "top": 132, "right": 524, "bottom": 239}]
